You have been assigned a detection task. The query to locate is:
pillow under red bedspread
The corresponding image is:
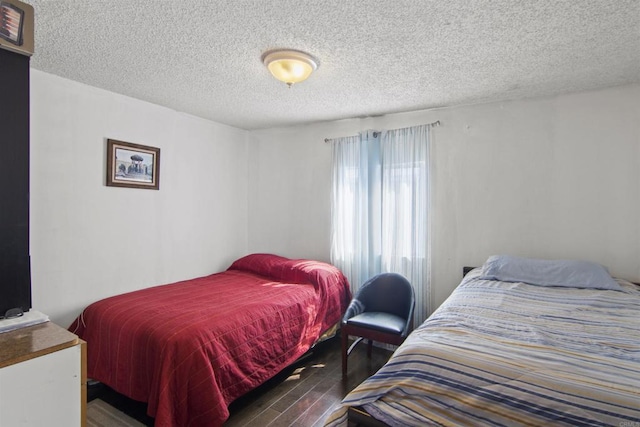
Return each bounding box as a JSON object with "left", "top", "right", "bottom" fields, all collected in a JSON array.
[
  {"left": 229, "top": 253, "right": 347, "bottom": 290},
  {"left": 227, "top": 253, "right": 291, "bottom": 278}
]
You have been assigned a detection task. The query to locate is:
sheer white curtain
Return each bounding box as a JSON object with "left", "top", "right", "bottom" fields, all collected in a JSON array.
[
  {"left": 330, "top": 125, "right": 432, "bottom": 325},
  {"left": 330, "top": 131, "right": 381, "bottom": 292},
  {"left": 380, "top": 124, "right": 431, "bottom": 324}
]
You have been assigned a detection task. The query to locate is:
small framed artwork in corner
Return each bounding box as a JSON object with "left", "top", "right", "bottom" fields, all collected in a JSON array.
[
  {"left": 0, "top": 0, "right": 34, "bottom": 57},
  {"left": 106, "top": 139, "right": 160, "bottom": 190}
]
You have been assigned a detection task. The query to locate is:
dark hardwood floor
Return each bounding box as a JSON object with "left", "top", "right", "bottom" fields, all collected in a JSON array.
[{"left": 90, "top": 335, "right": 393, "bottom": 426}]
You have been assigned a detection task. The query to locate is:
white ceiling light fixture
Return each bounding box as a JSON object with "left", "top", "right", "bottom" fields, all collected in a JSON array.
[{"left": 262, "top": 49, "right": 318, "bottom": 87}]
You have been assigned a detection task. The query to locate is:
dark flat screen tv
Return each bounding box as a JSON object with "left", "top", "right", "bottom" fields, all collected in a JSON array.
[
  {"left": 0, "top": 254, "right": 31, "bottom": 317},
  {"left": 0, "top": 43, "right": 31, "bottom": 318}
]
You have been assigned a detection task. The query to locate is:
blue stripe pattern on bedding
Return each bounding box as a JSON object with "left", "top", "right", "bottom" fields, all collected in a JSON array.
[{"left": 325, "top": 270, "right": 640, "bottom": 426}]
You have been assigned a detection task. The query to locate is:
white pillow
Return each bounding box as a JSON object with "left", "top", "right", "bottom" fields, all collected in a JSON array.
[{"left": 478, "top": 255, "right": 622, "bottom": 291}]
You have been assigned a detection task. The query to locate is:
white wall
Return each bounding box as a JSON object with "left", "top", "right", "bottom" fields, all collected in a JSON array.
[
  {"left": 29, "top": 74, "right": 640, "bottom": 326},
  {"left": 249, "top": 84, "right": 640, "bottom": 312},
  {"left": 30, "top": 70, "right": 250, "bottom": 328}
]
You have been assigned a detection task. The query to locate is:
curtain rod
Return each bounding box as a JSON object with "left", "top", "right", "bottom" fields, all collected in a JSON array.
[{"left": 324, "top": 120, "right": 441, "bottom": 143}]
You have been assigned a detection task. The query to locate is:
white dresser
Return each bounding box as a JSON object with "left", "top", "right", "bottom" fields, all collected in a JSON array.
[{"left": 0, "top": 322, "right": 86, "bottom": 426}]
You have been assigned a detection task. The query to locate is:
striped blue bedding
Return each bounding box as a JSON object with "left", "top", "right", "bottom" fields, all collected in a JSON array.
[{"left": 325, "top": 269, "right": 640, "bottom": 426}]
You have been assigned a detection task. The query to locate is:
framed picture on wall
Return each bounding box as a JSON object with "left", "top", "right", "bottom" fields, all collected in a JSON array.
[
  {"left": 0, "top": 0, "right": 34, "bottom": 56},
  {"left": 106, "top": 139, "right": 160, "bottom": 190}
]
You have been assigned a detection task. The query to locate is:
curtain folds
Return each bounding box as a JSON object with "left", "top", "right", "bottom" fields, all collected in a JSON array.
[
  {"left": 330, "top": 125, "right": 432, "bottom": 326},
  {"left": 330, "top": 132, "right": 380, "bottom": 293}
]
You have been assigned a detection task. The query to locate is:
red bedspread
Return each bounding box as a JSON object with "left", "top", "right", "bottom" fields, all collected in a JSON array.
[{"left": 71, "top": 254, "right": 351, "bottom": 426}]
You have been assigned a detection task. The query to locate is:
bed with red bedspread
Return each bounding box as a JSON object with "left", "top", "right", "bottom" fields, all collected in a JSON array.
[{"left": 70, "top": 254, "right": 351, "bottom": 426}]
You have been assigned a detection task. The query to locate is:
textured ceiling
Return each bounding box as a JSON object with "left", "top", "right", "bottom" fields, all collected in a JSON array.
[{"left": 25, "top": 0, "right": 640, "bottom": 130}]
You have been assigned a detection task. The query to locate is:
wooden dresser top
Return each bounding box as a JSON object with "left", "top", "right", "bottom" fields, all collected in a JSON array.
[{"left": 0, "top": 322, "right": 79, "bottom": 369}]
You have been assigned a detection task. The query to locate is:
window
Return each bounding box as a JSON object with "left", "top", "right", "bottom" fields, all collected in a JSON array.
[{"left": 331, "top": 124, "right": 432, "bottom": 324}]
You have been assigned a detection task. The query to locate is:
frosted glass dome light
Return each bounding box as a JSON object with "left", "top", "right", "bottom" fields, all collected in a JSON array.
[{"left": 262, "top": 49, "right": 318, "bottom": 87}]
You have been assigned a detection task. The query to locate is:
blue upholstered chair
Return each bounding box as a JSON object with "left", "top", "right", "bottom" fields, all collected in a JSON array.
[{"left": 341, "top": 273, "right": 415, "bottom": 377}]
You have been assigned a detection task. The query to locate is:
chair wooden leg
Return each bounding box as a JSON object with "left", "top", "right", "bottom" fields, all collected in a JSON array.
[
  {"left": 342, "top": 329, "right": 349, "bottom": 378},
  {"left": 367, "top": 339, "right": 373, "bottom": 359}
]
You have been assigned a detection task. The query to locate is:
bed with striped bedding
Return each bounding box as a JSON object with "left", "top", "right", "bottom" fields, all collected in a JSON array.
[{"left": 325, "top": 268, "right": 640, "bottom": 426}]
